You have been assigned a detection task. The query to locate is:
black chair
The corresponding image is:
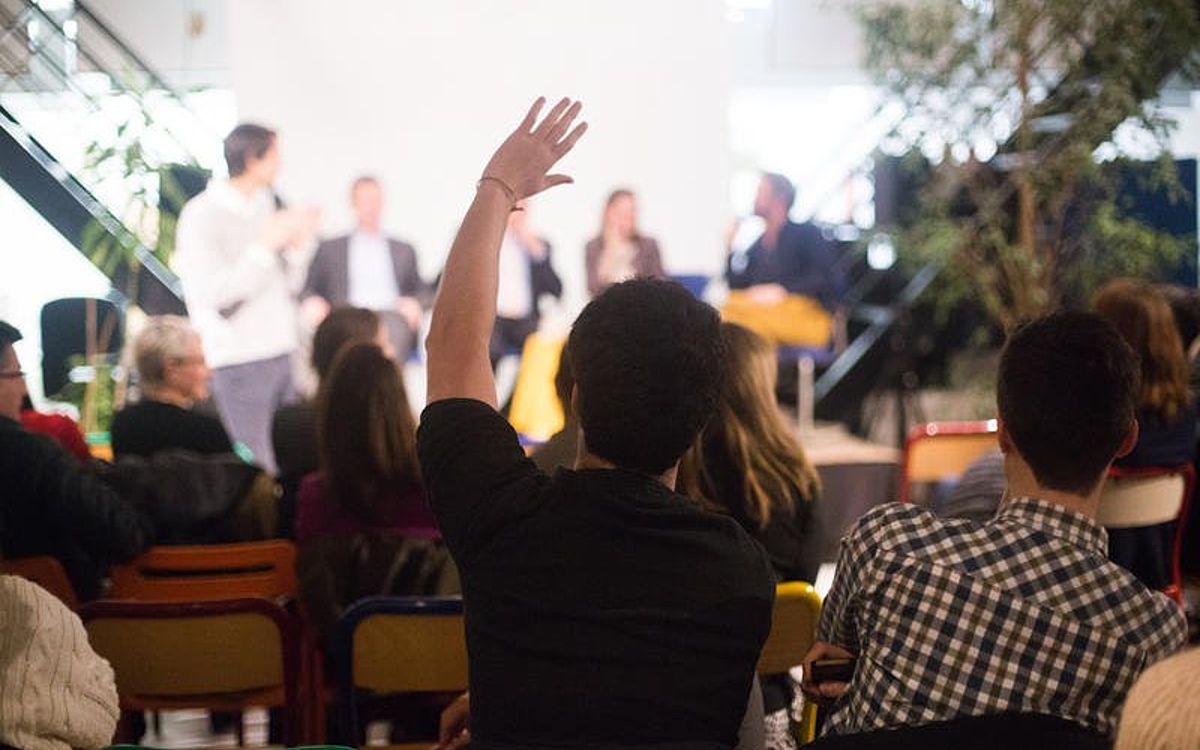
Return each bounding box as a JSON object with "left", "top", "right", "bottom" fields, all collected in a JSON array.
[{"left": 807, "top": 713, "right": 1108, "bottom": 750}]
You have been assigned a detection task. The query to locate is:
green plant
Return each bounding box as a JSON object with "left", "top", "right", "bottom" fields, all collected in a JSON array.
[{"left": 858, "top": 0, "right": 1200, "bottom": 333}]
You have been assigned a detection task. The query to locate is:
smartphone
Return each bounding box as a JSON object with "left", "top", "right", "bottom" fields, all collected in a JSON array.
[{"left": 810, "top": 657, "right": 856, "bottom": 683}]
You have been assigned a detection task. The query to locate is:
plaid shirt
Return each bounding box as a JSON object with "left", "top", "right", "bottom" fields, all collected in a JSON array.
[{"left": 818, "top": 498, "right": 1186, "bottom": 737}]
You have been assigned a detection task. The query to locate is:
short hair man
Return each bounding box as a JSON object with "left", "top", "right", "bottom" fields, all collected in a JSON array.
[
  {"left": 301, "top": 176, "right": 431, "bottom": 362},
  {"left": 0, "top": 321, "right": 151, "bottom": 601},
  {"left": 418, "top": 99, "right": 775, "bottom": 750},
  {"left": 173, "top": 122, "right": 319, "bottom": 474},
  {"left": 802, "top": 310, "right": 1187, "bottom": 740}
]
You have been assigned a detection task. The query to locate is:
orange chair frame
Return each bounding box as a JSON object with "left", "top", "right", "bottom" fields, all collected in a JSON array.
[
  {"left": 109, "top": 540, "right": 297, "bottom": 602},
  {"left": 898, "top": 420, "right": 999, "bottom": 504}
]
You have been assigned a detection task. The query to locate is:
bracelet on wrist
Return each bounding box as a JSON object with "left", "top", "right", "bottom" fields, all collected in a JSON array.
[{"left": 476, "top": 176, "right": 522, "bottom": 210}]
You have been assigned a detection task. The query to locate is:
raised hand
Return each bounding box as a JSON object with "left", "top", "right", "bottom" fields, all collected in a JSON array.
[{"left": 480, "top": 97, "right": 587, "bottom": 203}]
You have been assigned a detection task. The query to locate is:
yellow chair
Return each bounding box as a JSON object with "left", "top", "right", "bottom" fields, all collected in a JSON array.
[
  {"left": 899, "top": 420, "right": 999, "bottom": 504},
  {"left": 334, "top": 596, "right": 467, "bottom": 749},
  {"left": 757, "top": 581, "right": 823, "bottom": 745},
  {"left": 81, "top": 597, "right": 302, "bottom": 746},
  {"left": 0, "top": 554, "right": 80, "bottom": 611},
  {"left": 109, "top": 540, "right": 297, "bottom": 602}
]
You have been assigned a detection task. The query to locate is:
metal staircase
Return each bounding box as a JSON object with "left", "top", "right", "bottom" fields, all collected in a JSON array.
[{"left": 0, "top": 0, "right": 219, "bottom": 313}]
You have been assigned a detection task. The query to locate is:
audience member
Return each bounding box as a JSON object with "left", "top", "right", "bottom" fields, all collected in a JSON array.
[
  {"left": 724, "top": 173, "right": 844, "bottom": 347},
  {"left": 110, "top": 315, "right": 233, "bottom": 459},
  {"left": 173, "top": 122, "right": 318, "bottom": 475},
  {"left": 0, "top": 321, "right": 151, "bottom": 601},
  {"left": 418, "top": 98, "right": 774, "bottom": 750},
  {"left": 271, "top": 306, "right": 385, "bottom": 537},
  {"left": 490, "top": 198, "right": 563, "bottom": 368},
  {"left": 679, "top": 321, "right": 821, "bottom": 750},
  {"left": 801, "top": 310, "right": 1186, "bottom": 741},
  {"left": 0, "top": 575, "right": 119, "bottom": 750},
  {"left": 1115, "top": 647, "right": 1200, "bottom": 750},
  {"left": 296, "top": 341, "right": 452, "bottom": 644},
  {"left": 301, "top": 176, "right": 431, "bottom": 362},
  {"left": 19, "top": 394, "right": 91, "bottom": 462},
  {"left": 584, "top": 188, "right": 666, "bottom": 296},
  {"left": 681, "top": 321, "right": 821, "bottom": 583},
  {"left": 1094, "top": 278, "right": 1197, "bottom": 589},
  {"left": 529, "top": 345, "right": 579, "bottom": 473}
]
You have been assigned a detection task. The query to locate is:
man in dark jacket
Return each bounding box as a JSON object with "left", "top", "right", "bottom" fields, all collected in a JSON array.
[{"left": 0, "top": 320, "right": 151, "bottom": 600}]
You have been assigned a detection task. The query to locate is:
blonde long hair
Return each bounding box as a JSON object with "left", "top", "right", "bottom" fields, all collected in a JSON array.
[
  {"left": 1094, "top": 278, "right": 1190, "bottom": 423},
  {"left": 679, "top": 322, "right": 820, "bottom": 526}
]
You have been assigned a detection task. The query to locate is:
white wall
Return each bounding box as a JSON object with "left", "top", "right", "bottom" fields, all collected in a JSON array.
[{"left": 227, "top": 0, "right": 734, "bottom": 320}]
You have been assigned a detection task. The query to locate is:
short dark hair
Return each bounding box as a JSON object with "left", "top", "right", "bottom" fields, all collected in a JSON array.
[
  {"left": 762, "top": 172, "right": 796, "bottom": 211},
  {"left": 224, "top": 123, "right": 276, "bottom": 177},
  {"left": 0, "top": 320, "right": 22, "bottom": 350},
  {"left": 566, "top": 279, "right": 723, "bottom": 475},
  {"left": 998, "top": 310, "right": 1139, "bottom": 495},
  {"left": 351, "top": 174, "right": 380, "bottom": 194},
  {"left": 311, "top": 307, "right": 381, "bottom": 380}
]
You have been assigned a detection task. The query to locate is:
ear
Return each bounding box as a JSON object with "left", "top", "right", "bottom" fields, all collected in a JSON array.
[
  {"left": 569, "top": 383, "right": 582, "bottom": 420},
  {"left": 997, "top": 419, "right": 1014, "bottom": 455},
  {"left": 1114, "top": 418, "right": 1140, "bottom": 459}
]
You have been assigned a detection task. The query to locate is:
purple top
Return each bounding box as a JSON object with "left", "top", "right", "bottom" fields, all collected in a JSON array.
[{"left": 294, "top": 472, "right": 441, "bottom": 542}]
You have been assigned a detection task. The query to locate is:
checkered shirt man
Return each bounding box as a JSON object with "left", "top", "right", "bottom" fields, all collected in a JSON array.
[{"left": 818, "top": 497, "right": 1186, "bottom": 738}]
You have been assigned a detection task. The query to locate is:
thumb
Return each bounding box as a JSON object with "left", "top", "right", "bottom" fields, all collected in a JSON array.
[{"left": 543, "top": 174, "right": 574, "bottom": 190}]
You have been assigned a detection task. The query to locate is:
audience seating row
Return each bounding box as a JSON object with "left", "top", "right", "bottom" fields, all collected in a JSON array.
[{"left": 4, "top": 541, "right": 822, "bottom": 748}]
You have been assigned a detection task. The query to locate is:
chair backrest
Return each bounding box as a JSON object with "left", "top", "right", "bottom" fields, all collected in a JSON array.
[
  {"left": 1097, "top": 463, "right": 1194, "bottom": 602},
  {"left": 334, "top": 596, "right": 467, "bottom": 745},
  {"left": 757, "top": 582, "right": 822, "bottom": 745},
  {"left": 109, "top": 540, "right": 297, "bottom": 601},
  {"left": 81, "top": 597, "right": 301, "bottom": 745},
  {"left": 0, "top": 555, "right": 80, "bottom": 611},
  {"left": 899, "top": 420, "right": 999, "bottom": 504}
]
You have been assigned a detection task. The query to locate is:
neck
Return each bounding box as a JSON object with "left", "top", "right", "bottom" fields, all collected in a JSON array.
[
  {"left": 142, "top": 386, "right": 194, "bottom": 410},
  {"left": 762, "top": 211, "right": 787, "bottom": 246},
  {"left": 574, "top": 440, "right": 678, "bottom": 490},
  {"left": 228, "top": 173, "right": 262, "bottom": 198},
  {"left": 1003, "top": 452, "right": 1101, "bottom": 518},
  {"left": 358, "top": 221, "right": 381, "bottom": 236}
]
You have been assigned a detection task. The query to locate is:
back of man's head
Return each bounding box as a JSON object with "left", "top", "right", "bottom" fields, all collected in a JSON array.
[
  {"left": 998, "top": 310, "right": 1139, "bottom": 496},
  {"left": 566, "top": 279, "right": 723, "bottom": 475},
  {"left": 224, "top": 123, "right": 276, "bottom": 178}
]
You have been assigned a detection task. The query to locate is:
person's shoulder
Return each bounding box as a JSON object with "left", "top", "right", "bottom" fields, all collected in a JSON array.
[{"left": 852, "top": 502, "right": 942, "bottom": 543}]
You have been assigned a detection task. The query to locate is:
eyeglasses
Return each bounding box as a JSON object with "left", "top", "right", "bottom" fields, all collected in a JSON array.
[{"left": 0, "top": 370, "right": 24, "bottom": 379}]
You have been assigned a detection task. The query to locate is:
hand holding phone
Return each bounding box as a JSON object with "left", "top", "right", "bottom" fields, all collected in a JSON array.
[{"left": 810, "top": 657, "right": 856, "bottom": 684}]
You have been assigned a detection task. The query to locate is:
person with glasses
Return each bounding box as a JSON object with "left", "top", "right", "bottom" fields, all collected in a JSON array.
[
  {"left": 0, "top": 320, "right": 152, "bottom": 601},
  {"left": 110, "top": 315, "right": 234, "bottom": 460}
]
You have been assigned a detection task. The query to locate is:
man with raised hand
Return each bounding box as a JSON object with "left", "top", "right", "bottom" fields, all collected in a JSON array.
[{"left": 418, "top": 98, "right": 775, "bottom": 750}]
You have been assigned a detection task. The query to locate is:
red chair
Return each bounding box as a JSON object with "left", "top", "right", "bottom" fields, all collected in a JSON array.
[
  {"left": 0, "top": 555, "right": 79, "bottom": 610},
  {"left": 898, "top": 420, "right": 999, "bottom": 504},
  {"left": 1097, "top": 463, "right": 1195, "bottom": 604}
]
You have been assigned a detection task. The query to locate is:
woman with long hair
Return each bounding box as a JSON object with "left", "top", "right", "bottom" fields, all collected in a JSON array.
[
  {"left": 299, "top": 341, "right": 433, "bottom": 538},
  {"left": 583, "top": 188, "right": 667, "bottom": 296},
  {"left": 1093, "top": 278, "right": 1196, "bottom": 590},
  {"left": 679, "top": 321, "right": 821, "bottom": 583},
  {"left": 679, "top": 321, "right": 821, "bottom": 750},
  {"left": 1094, "top": 278, "right": 1194, "bottom": 468},
  {"left": 296, "top": 342, "right": 456, "bottom": 654}
]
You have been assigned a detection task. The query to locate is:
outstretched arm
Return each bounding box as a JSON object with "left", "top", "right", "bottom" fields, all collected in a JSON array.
[{"left": 425, "top": 97, "right": 587, "bottom": 406}]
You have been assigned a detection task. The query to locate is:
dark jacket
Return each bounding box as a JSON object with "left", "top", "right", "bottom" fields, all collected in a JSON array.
[
  {"left": 301, "top": 234, "right": 432, "bottom": 307},
  {"left": 0, "top": 415, "right": 152, "bottom": 601}
]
